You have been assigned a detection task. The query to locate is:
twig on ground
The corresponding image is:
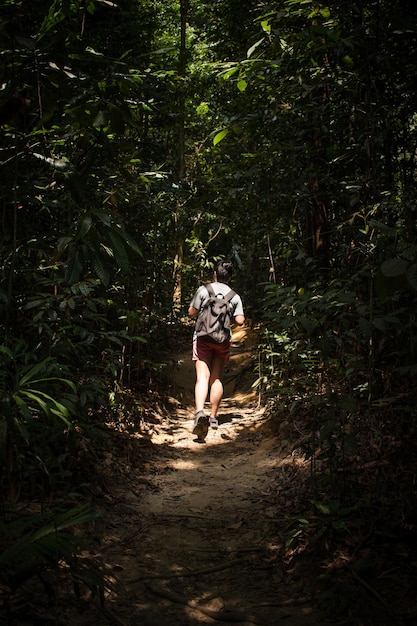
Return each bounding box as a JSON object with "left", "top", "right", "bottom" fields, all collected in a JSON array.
[
  {"left": 153, "top": 512, "right": 224, "bottom": 521},
  {"left": 127, "top": 558, "right": 243, "bottom": 583}
]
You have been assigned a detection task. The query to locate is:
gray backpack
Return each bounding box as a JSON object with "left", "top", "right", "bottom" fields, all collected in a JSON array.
[{"left": 195, "top": 284, "right": 236, "bottom": 343}]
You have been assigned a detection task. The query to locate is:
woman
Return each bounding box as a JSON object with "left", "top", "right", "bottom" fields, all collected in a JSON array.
[{"left": 188, "top": 260, "right": 245, "bottom": 441}]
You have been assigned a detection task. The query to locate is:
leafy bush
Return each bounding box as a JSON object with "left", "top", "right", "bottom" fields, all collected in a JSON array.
[
  {"left": 0, "top": 344, "right": 78, "bottom": 501},
  {"left": 0, "top": 505, "right": 111, "bottom": 613}
]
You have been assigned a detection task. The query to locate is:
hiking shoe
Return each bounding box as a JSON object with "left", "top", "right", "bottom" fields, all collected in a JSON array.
[
  {"left": 192, "top": 411, "right": 209, "bottom": 440},
  {"left": 209, "top": 416, "right": 219, "bottom": 429}
]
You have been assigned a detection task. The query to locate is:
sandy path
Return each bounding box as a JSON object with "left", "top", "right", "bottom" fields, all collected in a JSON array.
[{"left": 101, "top": 329, "right": 323, "bottom": 625}]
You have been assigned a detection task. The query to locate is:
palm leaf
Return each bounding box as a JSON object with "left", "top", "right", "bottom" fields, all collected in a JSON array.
[
  {"left": 0, "top": 506, "right": 99, "bottom": 570},
  {"left": 18, "top": 358, "right": 56, "bottom": 387},
  {"left": 19, "top": 390, "right": 71, "bottom": 426}
]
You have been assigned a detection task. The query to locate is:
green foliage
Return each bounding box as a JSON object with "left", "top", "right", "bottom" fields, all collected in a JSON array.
[
  {"left": 258, "top": 234, "right": 417, "bottom": 490},
  {"left": 0, "top": 504, "right": 107, "bottom": 600},
  {"left": 2, "top": 0, "right": 417, "bottom": 619},
  {"left": 58, "top": 210, "right": 142, "bottom": 287},
  {"left": 0, "top": 343, "right": 78, "bottom": 498},
  {"left": 286, "top": 499, "right": 360, "bottom": 553}
]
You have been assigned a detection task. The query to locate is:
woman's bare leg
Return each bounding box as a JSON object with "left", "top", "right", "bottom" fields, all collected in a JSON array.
[
  {"left": 194, "top": 359, "right": 211, "bottom": 412},
  {"left": 208, "top": 355, "right": 225, "bottom": 418}
]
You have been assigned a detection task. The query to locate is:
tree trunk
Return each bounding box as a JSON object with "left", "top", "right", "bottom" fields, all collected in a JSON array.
[{"left": 172, "top": 0, "right": 189, "bottom": 314}]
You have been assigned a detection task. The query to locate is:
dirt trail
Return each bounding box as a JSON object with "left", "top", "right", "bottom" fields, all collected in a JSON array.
[{"left": 86, "top": 328, "right": 324, "bottom": 626}]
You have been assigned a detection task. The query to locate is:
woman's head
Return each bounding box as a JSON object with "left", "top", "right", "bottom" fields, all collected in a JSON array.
[{"left": 214, "top": 260, "right": 233, "bottom": 283}]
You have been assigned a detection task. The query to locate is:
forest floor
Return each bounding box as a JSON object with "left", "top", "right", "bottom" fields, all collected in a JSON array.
[{"left": 51, "top": 325, "right": 410, "bottom": 626}]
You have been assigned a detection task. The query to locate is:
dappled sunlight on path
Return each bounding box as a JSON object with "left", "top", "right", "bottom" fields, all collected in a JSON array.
[
  {"left": 121, "top": 411, "right": 319, "bottom": 625},
  {"left": 108, "top": 327, "right": 322, "bottom": 625}
]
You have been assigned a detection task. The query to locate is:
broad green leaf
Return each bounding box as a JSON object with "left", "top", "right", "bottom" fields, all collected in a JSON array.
[
  {"left": 311, "top": 499, "right": 332, "bottom": 515},
  {"left": 260, "top": 20, "right": 271, "bottom": 34},
  {"left": 342, "top": 55, "right": 354, "bottom": 66},
  {"left": 0, "top": 346, "right": 13, "bottom": 358},
  {"left": 213, "top": 129, "right": 229, "bottom": 146},
  {"left": 106, "top": 229, "right": 130, "bottom": 273},
  {"left": 115, "top": 227, "right": 142, "bottom": 255},
  {"left": 95, "top": 212, "right": 112, "bottom": 227},
  {"left": 78, "top": 281, "right": 93, "bottom": 297},
  {"left": 92, "top": 255, "right": 112, "bottom": 288},
  {"left": 78, "top": 216, "right": 93, "bottom": 238}
]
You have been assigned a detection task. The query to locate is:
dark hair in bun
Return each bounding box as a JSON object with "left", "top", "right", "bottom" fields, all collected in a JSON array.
[{"left": 215, "top": 260, "right": 233, "bottom": 282}]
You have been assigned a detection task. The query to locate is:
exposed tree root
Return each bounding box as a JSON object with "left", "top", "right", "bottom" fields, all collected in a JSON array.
[
  {"left": 128, "top": 558, "right": 243, "bottom": 583},
  {"left": 146, "top": 582, "right": 260, "bottom": 624}
]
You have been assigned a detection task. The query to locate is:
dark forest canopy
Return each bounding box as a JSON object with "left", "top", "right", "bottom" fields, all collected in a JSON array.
[{"left": 1, "top": 0, "right": 417, "bottom": 620}]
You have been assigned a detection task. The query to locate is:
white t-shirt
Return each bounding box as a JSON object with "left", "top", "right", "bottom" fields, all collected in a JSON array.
[{"left": 189, "top": 282, "right": 244, "bottom": 318}]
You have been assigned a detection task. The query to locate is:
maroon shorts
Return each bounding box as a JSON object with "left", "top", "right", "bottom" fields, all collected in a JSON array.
[{"left": 193, "top": 336, "right": 231, "bottom": 364}]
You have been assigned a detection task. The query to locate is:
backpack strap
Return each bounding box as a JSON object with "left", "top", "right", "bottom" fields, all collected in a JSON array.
[
  {"left": 224, "top": 289, "right": 236, "bottom": 302},
  {"left": 205, "top": 283, "right": 215, "bottom": 298},
  {"left": 205, "top": 283, "right": 236, "bottom": 301}
]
